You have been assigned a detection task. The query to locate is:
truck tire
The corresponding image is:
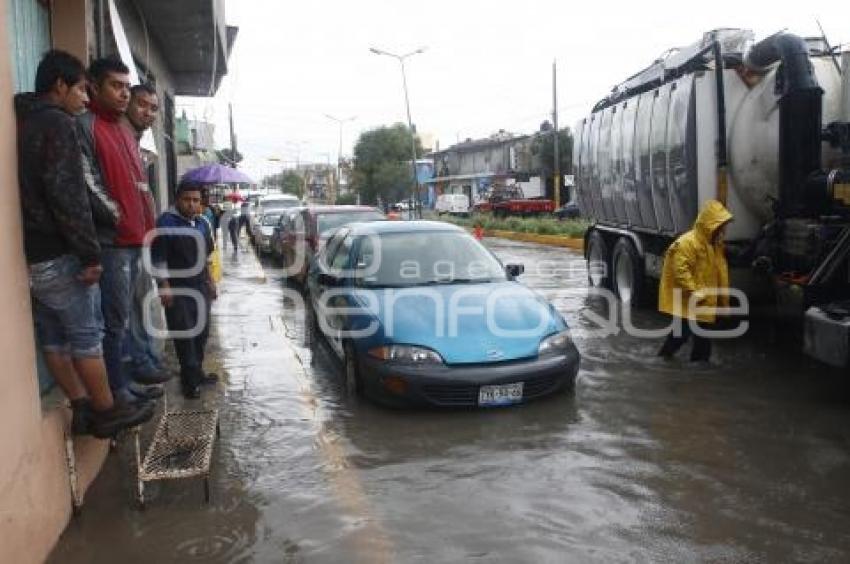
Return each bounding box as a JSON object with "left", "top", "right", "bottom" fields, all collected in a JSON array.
[
  {"left": 586, "top": 230, "right": 611, "bottom": 289},
  {"left": 611, "top": 238, "right": 646, "bottom": 305}
]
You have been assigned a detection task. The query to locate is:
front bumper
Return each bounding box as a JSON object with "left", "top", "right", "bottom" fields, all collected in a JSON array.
[{"left": 358, "top": 347, "right": 580, "bottom": 408}]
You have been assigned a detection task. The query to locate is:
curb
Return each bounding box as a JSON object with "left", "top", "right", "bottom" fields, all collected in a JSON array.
[{"left": 464, "top": 227, "right": 583, "bottom": 250}]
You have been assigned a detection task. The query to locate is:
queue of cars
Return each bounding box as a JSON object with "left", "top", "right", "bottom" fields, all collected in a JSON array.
[{"left": 250, "top": 200, "right": 581, "bottom": 408}]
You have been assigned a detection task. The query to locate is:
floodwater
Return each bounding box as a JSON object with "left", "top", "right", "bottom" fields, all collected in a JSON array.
[{"left": 50, "top": 238, "right": 850, "bottom": 563}]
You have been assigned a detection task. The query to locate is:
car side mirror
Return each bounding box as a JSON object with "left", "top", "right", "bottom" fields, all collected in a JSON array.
[{"left": 506, "top": 264, "right": 525, "bottom": 278}]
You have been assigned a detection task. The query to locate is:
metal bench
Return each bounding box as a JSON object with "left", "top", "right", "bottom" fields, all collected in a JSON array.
[{"left": 134, "top": 395, "right": 219, "bottom": 509}]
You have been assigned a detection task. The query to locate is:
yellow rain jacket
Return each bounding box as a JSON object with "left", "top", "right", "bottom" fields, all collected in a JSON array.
[{"left": 658, "top": 200, "right": 733, "bottom": 323}]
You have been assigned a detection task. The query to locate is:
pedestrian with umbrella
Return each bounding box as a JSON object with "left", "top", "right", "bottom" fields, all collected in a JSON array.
[{"left": 180, "top": 164, "right": 255, "bottom": 255}]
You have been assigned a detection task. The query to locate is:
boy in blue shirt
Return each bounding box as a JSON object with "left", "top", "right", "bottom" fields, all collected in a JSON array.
[{"left": 152, "top": 183, "right": 218, "bottom": 398}]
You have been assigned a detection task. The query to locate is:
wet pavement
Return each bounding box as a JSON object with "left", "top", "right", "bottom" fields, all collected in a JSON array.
[{"left": 50, "top": 237, "right": 850, "bottom": 563}]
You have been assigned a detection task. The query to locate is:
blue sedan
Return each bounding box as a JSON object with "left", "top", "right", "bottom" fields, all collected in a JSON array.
[{"left": 306, "top": 221, "right": 580, "bottom": 407}]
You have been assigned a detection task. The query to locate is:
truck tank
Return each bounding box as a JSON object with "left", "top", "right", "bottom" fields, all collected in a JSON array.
[
  {"left": 574, "top": 29, "right": 850, "bottom": 366},
  {"left": 574, "top": 29, "right": 849, "bottom": 243}
]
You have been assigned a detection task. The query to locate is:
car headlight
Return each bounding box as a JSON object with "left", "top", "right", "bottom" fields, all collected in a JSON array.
[
  {"left": 367, "top": 345, "right": 444, "bottom": 364},
  {"left": 538, "top": 330, "right": 573, "bottom": 357}
]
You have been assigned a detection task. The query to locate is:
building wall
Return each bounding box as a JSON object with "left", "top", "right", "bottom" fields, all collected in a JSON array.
[
  {"left": 0, "top": 7, "right": 109, "bottom": 563},
  {"left": 111, "top": 0, "right": 178, "bottom": 210},
  {"left": 435, "top": 138, "right": 532, "bottom": 178},
  {"left": 51, "top": 0, "right": 89, "bottom": 62}
]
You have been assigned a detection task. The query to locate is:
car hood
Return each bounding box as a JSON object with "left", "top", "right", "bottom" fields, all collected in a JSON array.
[{"left": 353, "top": 282, "right": 566, "bottom": 364}]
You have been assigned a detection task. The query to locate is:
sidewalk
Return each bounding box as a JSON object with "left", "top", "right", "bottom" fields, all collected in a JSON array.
[{"left": 46, "top": 237, "right": 315, "bottom": 563}]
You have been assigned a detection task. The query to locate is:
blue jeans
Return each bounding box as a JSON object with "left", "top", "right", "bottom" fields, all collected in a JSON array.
[
  {"left": 123, "top": 252, "right": 162, "bottom": 375},
  {"left": 100, "top": 247, "right": 137, "bottom": 391},
  {"left": 29, "top": 255, "right": 103, "bottom": 358}
]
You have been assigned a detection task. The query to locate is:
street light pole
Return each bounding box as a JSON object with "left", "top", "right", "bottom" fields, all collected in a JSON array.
[
  {"left": 370, "top": 46, "right": 427, "bottom": 219},
  {"left": 325, "top": 114, "right": 356, "bottom": 204}
]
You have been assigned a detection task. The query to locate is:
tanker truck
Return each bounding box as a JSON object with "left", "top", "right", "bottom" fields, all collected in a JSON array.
[{"left": 573, "top": 28, "right": 850, "bottom": 367}]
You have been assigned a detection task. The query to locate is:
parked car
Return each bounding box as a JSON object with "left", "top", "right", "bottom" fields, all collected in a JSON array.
[
  {"left": 388, "top": 201, "right": 414, "bottom": 220},
  {"left": 253, "top": 210, "right": 286, "bottom": 255},
  {"left": 278, "top": 205, "right": 385, "bottom": 283},
  {"left": 271, "top": 207, "right": 304, "bottom": 261},
  {"left": 435, "top": 193, "right": 470, "bottom": 216},
  {"left": 251, "top": 194, "right": 301, "bottom": 240},
  {"left": 306, "top": 220, "right": 580, "bottom": 407},
  {"left": 553, "top": 202, "right": 581, "bottom": 220}
]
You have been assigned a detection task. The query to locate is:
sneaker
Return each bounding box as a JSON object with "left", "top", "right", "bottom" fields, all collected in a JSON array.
[
  {"left": 89, "top": 402, "right": 155, "bottom": 439},
  {"left": 131, "top": 365, "right": 172, "bottom": 385},
  {"left": 128, "top": 381, "right": 164, "bottom": 400}
]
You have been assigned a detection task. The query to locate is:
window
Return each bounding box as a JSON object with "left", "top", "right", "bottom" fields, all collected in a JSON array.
[
  {"left": 7, "top": 0, "right": 51, "bottom": 93},
  {"left": 323, "top": 228, "right": 349, "bottom": 267},
  {"left": 330, "top": 234, "right": 354, "bottom": 272}
]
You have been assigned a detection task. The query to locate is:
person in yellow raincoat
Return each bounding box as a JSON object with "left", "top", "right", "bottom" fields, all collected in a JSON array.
[{"left": 657, "top": 199, "right": 733, "bottom": 361}]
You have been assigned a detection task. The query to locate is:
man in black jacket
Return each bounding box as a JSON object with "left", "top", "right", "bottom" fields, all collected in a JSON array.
[{"left": 16, "top": 50, "right": 152, "bottom": 437}]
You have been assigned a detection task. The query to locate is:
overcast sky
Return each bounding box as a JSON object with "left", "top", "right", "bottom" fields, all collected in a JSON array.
[{"left": 177, "top": 0, "right": 850, "bottom": 181}]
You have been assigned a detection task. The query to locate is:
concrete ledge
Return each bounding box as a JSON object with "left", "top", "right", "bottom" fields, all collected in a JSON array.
[
  {"left": 3, "top": 402, "right": 109, "bottom": 564},
  {"left": 482, "top": 229, "right": 584, "bottom": 250}
]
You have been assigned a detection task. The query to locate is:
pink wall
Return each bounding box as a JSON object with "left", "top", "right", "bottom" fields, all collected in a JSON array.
[{"left": 0, "top": 9, "right": 108, "bottom": 564}]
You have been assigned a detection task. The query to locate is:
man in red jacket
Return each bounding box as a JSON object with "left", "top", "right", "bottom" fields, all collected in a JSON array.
[{"left": 78, "top": 57, "right": 160, "bottom": 406}]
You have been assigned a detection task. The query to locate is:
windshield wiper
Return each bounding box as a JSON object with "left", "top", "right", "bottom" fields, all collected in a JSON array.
[{"left": 418, "top": 278, "right": 494, "bottom": 285}]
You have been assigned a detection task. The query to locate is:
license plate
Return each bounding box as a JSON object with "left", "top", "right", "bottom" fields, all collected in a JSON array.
[{"left": 478, "top": 382, "right": 523, "bottom": 406}]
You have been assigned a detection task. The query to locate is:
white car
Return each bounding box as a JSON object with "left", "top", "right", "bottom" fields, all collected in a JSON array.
[
  {"left": 251, "top": 194, "right": 301, "bottom": 241},
  {"left": 435, "top": 193, "right": 470, "bottom": 216},
  {"left": 253, "top": 210, "right": 285, "bottom": 254}
]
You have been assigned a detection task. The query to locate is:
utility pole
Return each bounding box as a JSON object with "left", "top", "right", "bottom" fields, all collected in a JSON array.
[
  {"left": 325, "top": 114, "right": 356, "bottom": 204},
  {"left": 370, "top": 46, "right": 427, "bottom": 218},
  {"left": 228, "top": 103, "right": 237, "bottom": 169},
  {"left": 552, "top": 60, "right": 561, "bottom": 209}
]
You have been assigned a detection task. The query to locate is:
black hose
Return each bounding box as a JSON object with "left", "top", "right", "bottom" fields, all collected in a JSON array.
[
  {"left": 744, "top": 32, "right": 820, "bottom": 94},
  {"left": 745, "top": 32, "right": 823, "bottom": 216}
]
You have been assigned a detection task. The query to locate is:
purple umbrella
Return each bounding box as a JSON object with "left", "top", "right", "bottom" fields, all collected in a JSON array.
[{"left": 180, "top": 163, "right": 255, "bottom": 185}]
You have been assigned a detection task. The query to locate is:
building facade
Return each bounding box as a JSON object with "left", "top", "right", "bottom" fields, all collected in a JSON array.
[
  {"left": 175, "top": 113, "right": 219, "bottom": 181},
  {"left": 0, "top": 2, "right": 234, "bottom": 561},
  {"left": 425, "top": 130, "right": 541, "bottom": 206}
]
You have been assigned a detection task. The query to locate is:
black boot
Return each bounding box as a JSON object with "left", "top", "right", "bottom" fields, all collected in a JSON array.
[
  {"left": 198, "top": 372, "right": 219, "bottom": 386},
  {"left": 180, "top": 367, "right": 202, "bottom": 399},
  {"left": 70, "top": 398, "right": 92, "bottom": 435}
]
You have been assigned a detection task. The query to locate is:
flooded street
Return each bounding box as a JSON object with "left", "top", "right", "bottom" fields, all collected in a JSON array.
[{"left": 50, "top": 238, "right": 850, "bottom": 563}]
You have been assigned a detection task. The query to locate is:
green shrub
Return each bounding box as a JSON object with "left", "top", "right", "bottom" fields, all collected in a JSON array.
[{"left": 439, "top": 213, "right": 588, "bottom": 238}]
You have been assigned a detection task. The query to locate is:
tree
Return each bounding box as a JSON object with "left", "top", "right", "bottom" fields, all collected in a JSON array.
[
  {"left": 262, "top": 170, "right": 304, "bottom": 199},
  {"left": 531, "top": 126, "right": 574, "bottom": 201},
  {"left": 351, "top": 123, "right": 423, "bottom": 205},
  {"left": 217, "top": 148, "right": 243, "bottom": 167},
  {"left": 531, "top": 126, "right": 573, "bottom": 177},
  {"left": 336, "top": 193, "right": 357, "bottom": 205},
  {"left": 279, "top": 171, "right": 303, "bottom": 198}
]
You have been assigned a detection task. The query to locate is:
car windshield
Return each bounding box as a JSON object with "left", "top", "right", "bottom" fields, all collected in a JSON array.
[
  {"left": 353, "top": 231, "right": 506, "bottom": 287},
  {"left": 317, "top": 212, "right": 383, "bottom": 236},
  {"left": 262, "top": 214, "right": 282, "bottom": 226}
]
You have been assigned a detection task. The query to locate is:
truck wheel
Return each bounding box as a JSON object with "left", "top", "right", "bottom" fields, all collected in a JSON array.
[
  {"left": 586, "top": 231, "right": 611, "bottom": 289},
  {"left": 611, "top": 238, "right": 645, "bottom": 305}
]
